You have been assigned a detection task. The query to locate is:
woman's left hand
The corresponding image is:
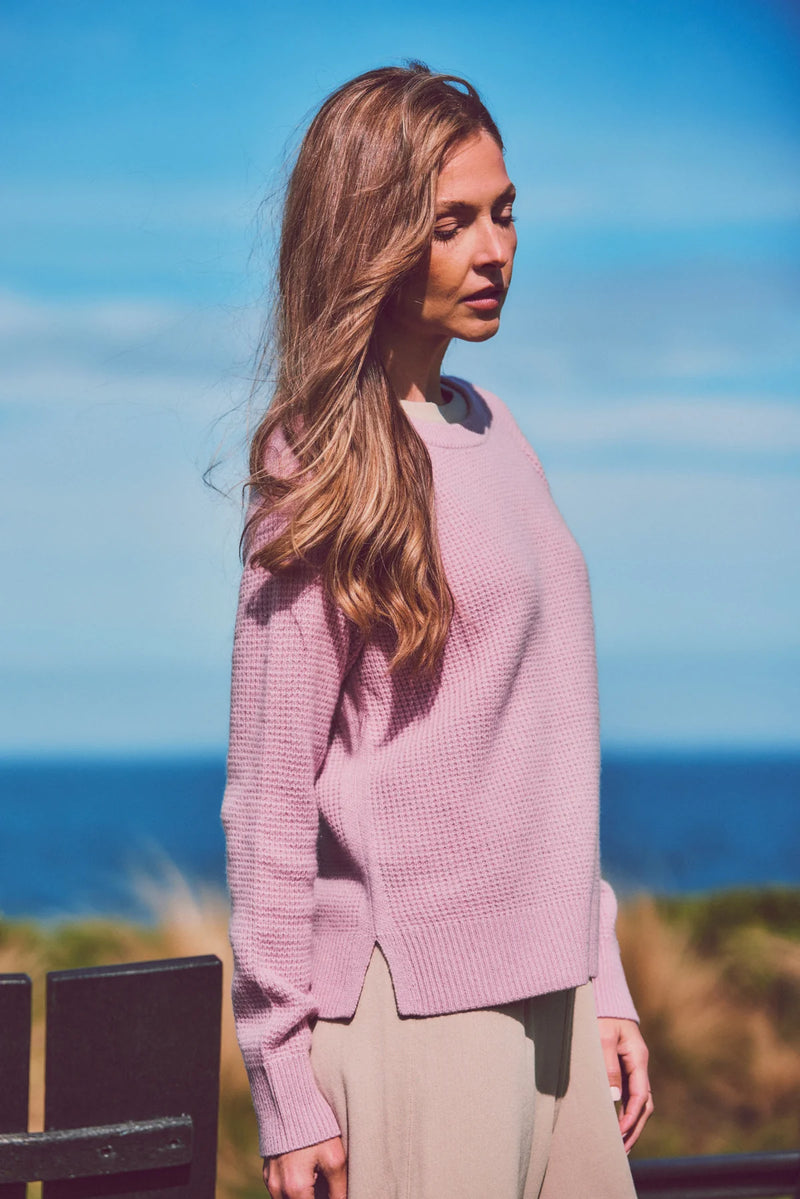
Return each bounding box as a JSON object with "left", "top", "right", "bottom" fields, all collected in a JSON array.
[{"left": 596, "top": 1017, "right": 654, "bottom": 1153}]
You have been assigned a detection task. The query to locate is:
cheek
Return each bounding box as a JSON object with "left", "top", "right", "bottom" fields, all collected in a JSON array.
[
  {"left": 504, "top": 232, "right": 518, "bottom": 283},
  {"left": 424, "top": 252, "right": 464, "bottom": 308},
  {"left": 392, "top": 265, "right": 429, "bottom": 323},
  {"left": 507, "top": 226, "right": 518, "bottom": 262}
]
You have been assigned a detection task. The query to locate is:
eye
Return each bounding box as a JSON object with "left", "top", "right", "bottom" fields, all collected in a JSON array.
[
  {"left": 495, "top": 205, "right": 515, "bottom": 228},
  {"left": 433, "top": 223, "right": 460, "bottom": 243}
]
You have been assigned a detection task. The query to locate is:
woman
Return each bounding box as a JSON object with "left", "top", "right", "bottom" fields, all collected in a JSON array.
[{"left": 221, "top": 63, "right": 653, "bottom": 1199}]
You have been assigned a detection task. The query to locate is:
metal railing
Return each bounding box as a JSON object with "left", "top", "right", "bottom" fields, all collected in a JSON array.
[{"left": 632, "top": 1150, "right": 800, "bottom": 1199}]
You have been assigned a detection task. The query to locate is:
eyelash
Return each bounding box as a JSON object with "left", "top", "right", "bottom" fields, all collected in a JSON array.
[{"left": 433, "top": 213, "right": 516, "bottom": 243}]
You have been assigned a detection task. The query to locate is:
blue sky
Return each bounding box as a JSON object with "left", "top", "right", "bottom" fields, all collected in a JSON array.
[{"left": 1, "top": 0, "right": 798, "bottom": 754}]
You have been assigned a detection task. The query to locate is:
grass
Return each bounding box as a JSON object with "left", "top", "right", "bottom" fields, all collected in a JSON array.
[
  {"left": 618, "top": 888, "right": 800, "bottom": 1159},
  {"left": 2, "top": 873, "right": 799, "bottom": 1196}
]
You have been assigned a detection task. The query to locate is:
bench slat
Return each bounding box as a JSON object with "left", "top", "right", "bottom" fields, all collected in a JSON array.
[
  {"left": 42, "top": 955, "right": 221, "bottom": 1199},
  {"left": 0, "top": 974, "right": 31, "bottom": 1199}
]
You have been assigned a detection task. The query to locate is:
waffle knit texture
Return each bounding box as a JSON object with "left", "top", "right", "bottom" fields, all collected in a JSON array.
[{"left": 221, "top": 377, "right": 639, "bottom": 1159}]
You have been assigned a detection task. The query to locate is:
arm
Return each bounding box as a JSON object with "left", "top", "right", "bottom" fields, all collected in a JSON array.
[
  {"left": 221, "top": 506, "right": 361, "bottom": 1159},
  {"left": 593, "top": 879, "right": 654, "bottom": 1151}
]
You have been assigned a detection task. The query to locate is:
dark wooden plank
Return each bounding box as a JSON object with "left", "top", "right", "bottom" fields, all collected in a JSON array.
[
  {"left": 0, "top": 973, "right": 32, "bottom": 1199},
  {"left": 0, "top": 1117, "right": 192, "bottom": 1184},
  {"left": 43, "top": 955, "right": 221, "bottom": 1199}
]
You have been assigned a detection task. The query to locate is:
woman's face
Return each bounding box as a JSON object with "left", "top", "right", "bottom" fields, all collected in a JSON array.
[{"left": 394, "top": 130, "right": 517, "bottom": 346}]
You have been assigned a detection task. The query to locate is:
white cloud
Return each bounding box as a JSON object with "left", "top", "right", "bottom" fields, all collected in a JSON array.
[
  {"left": 0, "top": 180, "right": 261, "bottom": 235},
  {"left": 0, "top": 289, "right": 262, "bottom": 425},
  {"left": 549, "top": 467, "right": 800, "bottom": 658},
  {"left": 598, "top": 651, "right": 800, "bottom": 749},
  {"left": 512, "top": 126, "right": 800, "bottom": 227},
  {"left": 0, "top": 290, "right": 177, "bottom": 336},
  {"left": 517, "top": 397, "right": 800, "bottom": 456}
]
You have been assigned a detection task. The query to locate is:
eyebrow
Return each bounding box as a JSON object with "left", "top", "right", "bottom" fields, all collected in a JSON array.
[{"left": 435, "top": 183, "right": 516, "bottom": 216}]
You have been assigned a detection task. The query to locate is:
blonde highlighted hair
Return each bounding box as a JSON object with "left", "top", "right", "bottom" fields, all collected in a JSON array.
[{"left": 245, "top": 62, "right": 503, "bottom": 678}]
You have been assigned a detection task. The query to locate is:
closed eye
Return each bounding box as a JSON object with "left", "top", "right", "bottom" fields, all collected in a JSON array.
[{"left": 433, "top": 209, "right": 514, "bottom": 242}]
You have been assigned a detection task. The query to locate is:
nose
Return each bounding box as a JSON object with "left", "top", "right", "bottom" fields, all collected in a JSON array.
[{"left": 474, "top": 217, "right": 511, "bottom": 269}]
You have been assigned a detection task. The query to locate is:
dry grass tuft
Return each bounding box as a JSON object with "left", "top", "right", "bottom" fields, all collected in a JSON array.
[{"left": 618, "top": 889, "right": 800, "bottom": 1157}]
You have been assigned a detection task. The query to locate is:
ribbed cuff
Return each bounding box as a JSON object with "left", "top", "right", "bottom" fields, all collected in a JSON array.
[
  {"left": 592, "top": 881, "right": 639, "bottom": 1021},
  {"left": 247, "top": 1049, "right": 342, "bottom": 1158},
  {"left": 592, "top": 934, "right": 639, "bottom": 1022}
]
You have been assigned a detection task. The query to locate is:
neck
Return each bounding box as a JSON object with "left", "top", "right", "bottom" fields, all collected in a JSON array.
[{"left": 378, "top": 323, "right": 451, "bottom": 405}]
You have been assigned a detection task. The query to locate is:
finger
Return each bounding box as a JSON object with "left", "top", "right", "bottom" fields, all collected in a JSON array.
[
  {"left": 321, "top": 1157, "right": 347, "bottom": 1199},
  {"left": 615, "top": 1026, "right": 650, "bottom": 1135},
  {"left": 597, "top": 1021, "right": 623, "bottom": 1101},
  {"left": 622, "top": 1090, "right": 655, "bottom": 1153},
  {"left": 264, "top": 1160, "right": 289, "bottom": 1199},
  {"left": 317, "top": 1141, "right": 347, "bottom": 1199},
  {"left": 264, "top": 1159, "right": 315, "bottom": 1199},
  {"left": 262, "top": 1158, "right": 275, "bottom": 1198},
  {"left": 620, "top": 1064, "right": 649, "bottom": 1133}
]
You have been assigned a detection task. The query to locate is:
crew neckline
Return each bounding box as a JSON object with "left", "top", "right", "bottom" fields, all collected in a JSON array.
[
  {"left": 399, "top": 376, "right": 493, "bottom": 449},
  {"left": 398, "top": 383, "right": 468, "bottom": 426}
]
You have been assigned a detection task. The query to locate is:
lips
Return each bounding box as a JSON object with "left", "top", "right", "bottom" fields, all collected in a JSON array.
[
  {"left": 463, "top": 286, "right": 505, "bottom": 301},
  {"left": 462, "top": 285, "right": 506, "bottom": 312}
]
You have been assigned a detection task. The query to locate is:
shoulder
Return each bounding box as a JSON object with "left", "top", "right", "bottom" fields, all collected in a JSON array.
[
  {"left": 445, "top": 376, "right": 550, "bottom": 486},
  {"left": 260, "top": 418, "right": 304, "bottom": 481},
  {"left": 243, "top": 421, "right": 305, "bottom": 562}
]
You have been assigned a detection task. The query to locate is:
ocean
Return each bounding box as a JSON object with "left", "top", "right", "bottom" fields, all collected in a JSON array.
[{"left": 1, "top": 750, "right": 798, "bottom": 921}]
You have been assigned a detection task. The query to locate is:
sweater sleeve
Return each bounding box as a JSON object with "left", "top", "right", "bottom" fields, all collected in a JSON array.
[
  {"left": 591, "top": 879, "right": 640, "bottom": 1022},
  {"left": 221, "top": 505, "right": 362, "bottom": 1158}
]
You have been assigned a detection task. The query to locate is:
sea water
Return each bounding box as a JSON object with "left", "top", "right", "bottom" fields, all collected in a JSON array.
[{"left": 1, "top": 750, "right": 798, "bottom": 920}]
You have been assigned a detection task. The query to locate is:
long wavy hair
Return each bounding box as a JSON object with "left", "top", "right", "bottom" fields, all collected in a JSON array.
[{"left": 245, "top": 62, "right": 503, "bottom": 679}]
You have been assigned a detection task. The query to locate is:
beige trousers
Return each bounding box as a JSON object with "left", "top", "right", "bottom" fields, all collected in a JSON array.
[{"left": 310, "top": 944, "right": 637, "bottom": 1199}]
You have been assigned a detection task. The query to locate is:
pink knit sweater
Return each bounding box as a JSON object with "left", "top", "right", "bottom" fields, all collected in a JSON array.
[{"left": 221, "top": 377, "right": 639, "bottom": 1158}]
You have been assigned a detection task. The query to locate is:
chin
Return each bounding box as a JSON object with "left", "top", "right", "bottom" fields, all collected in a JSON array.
[{"left": 457, "top": 319, "right": 502, "bottom": 343}]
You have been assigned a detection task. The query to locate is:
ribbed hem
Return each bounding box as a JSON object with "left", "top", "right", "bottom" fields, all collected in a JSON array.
[
  {"left": 313, "top": 898, "right": 604, "bottom": 1017},
  {"left": 312, "top": 926, "right": 378, "bottom": 1017},
  {"left": 247, "top": 1050, "right": 342, "bottom": 1158},
  {"left": 382, "top": 899, "right": 596, "bottom": 1013}
]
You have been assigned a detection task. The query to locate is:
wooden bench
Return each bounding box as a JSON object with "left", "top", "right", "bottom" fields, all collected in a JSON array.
[{"left": 0, "top": 955, "right": 221, "bottom": 1198}]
